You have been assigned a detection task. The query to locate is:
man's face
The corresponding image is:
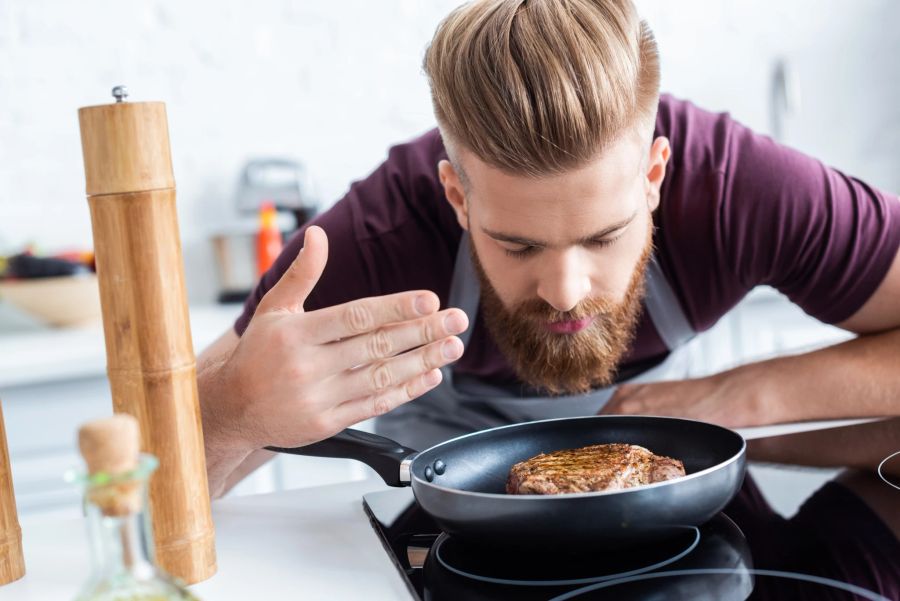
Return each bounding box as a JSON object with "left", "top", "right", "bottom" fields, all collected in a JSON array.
[{"left": 439, "top": 132, "right": 671, "bottom": 394}]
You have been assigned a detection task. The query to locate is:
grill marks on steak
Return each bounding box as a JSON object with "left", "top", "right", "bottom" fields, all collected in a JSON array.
[{"left": 506, "top": 443, "right": 686, "bottom": 495}]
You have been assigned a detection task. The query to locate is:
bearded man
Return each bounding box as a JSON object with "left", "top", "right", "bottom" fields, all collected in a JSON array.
[{"left": 197, "top": 0, "right": 900, "bottom": 498}]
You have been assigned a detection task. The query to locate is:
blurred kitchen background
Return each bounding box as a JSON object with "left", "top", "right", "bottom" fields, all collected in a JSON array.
[{"left": 1, "top": 0, "right": 897, "bottom": 521}]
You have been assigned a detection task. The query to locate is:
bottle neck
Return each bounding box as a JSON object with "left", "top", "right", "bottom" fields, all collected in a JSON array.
[{"left": 84, "top": 493, "right": 156, "bottom": 581}]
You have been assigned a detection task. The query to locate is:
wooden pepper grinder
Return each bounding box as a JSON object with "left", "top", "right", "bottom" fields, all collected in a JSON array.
[
  {"left": 0, "top": 398, "right": 25, "bottom": 585},
  {"left": 78, "top": 86, "right": 216, "bottom": 584}
]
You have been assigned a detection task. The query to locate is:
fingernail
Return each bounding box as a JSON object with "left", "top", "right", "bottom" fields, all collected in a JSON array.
[
  {"left": 425, "top": 369, "right": 442, "bottom": 386},
  {"left": 443, "top": 311, "right": 466, "bottom": 333},
  {"left": 415, "top": 294, "right": 435, "bottom": 315},
  {"left": 442, "top": 338, "right": 462, "bottom": 360}
]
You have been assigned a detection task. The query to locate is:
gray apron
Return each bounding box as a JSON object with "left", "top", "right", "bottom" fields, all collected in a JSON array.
[{"left": 376, "top": 232, "right": 697, "bottom": 449}]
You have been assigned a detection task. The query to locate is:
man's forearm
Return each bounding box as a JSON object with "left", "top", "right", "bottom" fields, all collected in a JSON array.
[
  {"left": 198, "top": 351, "right": 254, "bottom": 498},
  {"left": 747, "top": 417, "right": 900, "bottom": 476},
  {"left": 737, "top": 327, "right": 900, "bottom": 423},
  {"left": 204, "top": 431, "right": 254, "bottom": 499}
]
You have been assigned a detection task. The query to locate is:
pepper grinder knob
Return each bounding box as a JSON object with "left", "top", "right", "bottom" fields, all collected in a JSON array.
[{"left": 111, "top": 85, "right": 129, "bottom": 103}]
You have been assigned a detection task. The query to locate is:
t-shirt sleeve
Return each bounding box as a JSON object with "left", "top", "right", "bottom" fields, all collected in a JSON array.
[
  {"left": 234, "top": 129, "right": 458, "bottom": 336},
  {"left": 718, "top": 121, "right": 900, "bottom": 324}
]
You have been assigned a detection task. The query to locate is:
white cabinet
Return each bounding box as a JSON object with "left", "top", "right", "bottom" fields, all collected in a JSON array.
[{"left": 3, "top": 376, "right": 111, "bottom": 519}]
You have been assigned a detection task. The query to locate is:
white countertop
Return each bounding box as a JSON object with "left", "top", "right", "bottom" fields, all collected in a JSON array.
[
  {"left": 0, "top": 304, "right": 241, "bottom": 388},
  {"left": 6, "top": 478, "right": 413, "bottom": 600},
  {"left": 4, "top": 418, "right": 881, "bottom": 600}
]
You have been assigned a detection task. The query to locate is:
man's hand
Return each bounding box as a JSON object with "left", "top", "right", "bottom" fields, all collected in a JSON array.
[
  {"left": 600, "top": 370, "right": 769, "bottom": 428},
  {"left": 205, "top": 225, "right": 469, "bottom": 454}
]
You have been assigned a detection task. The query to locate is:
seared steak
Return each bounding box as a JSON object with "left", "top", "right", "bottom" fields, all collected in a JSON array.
[{"left": 506, "top": 443, "right": 686, "bottom": 495}]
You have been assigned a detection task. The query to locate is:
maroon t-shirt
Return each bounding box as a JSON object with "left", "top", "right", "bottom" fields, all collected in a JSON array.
[{"left": 235, "top": 95, "right": 900, "bottom": 386}]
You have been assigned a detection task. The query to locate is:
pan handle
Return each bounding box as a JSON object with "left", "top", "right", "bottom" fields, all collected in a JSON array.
[{"left": 265, "top": 429, "right": 418, "bottom": 487}]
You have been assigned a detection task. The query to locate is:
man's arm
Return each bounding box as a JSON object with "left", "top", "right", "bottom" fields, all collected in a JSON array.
[
  {"left": 745, "top": 245, "right": 900, "bottom": 424},
  {"left": 197, "top": 329, "right": 261, "bottom": 498},
  {"left": 606, "top": 106, "right": 900, "bottom": 427},
  {"left": 603, "top": 247, "right": 900, "bottom": 426},
  {"left": 198, "top": 330, "right": 290, "bottom": 498},
  {"left": 196, "top": 227, "right": 468, "bottom": 498}
]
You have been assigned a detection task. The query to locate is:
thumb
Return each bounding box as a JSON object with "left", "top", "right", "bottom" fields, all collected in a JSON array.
[{"left": 257, "top": 226, "right": 328, "bottom": 314}]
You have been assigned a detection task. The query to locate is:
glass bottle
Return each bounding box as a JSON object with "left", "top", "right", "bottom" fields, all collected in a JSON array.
[{"left": 67, "top": 454, "right": 199, "bottom": 601}]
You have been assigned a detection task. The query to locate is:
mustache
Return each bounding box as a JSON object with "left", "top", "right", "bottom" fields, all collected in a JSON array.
[{"left": 509, "top": 296, "right": 619, "bottom": 324}]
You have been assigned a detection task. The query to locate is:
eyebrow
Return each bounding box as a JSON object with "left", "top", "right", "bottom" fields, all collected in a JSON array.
[{"left": 481, "top": 211, "right": 638, "bottom": 247}]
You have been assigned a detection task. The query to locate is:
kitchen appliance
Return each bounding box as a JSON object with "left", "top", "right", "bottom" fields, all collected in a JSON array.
[
  {"left": 360, "top": 420, "right": 900, "bottom": 600},
  {"left": 210, "top": 158, "right": 317, "bottom": 303},
  {"left": 235, "top": 158, "right": 316, "bottom": 223},
  {"left": 363, "top": 487, "right": 754, "bottom": 600},
  {"left": 210, "top": 226, "right": 259, "bottom": 303},
  {"left": 269, "top": 415, "right": 746, "bottom": 548}
]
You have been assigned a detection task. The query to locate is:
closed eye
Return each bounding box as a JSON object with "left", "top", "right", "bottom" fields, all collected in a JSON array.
[
  {"left": 504, "top": 236, "right": 621, "bottom": 260},
  {"left": 585, "top": 237, "right": 620, "bottom": 249},
  {"left": 504, "top": 245, "right": 539, "bottom": 259}
]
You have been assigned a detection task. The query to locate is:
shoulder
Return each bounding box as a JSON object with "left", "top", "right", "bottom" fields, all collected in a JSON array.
[
  {"left": 349, "top": 127, "right": 455, "bottom": 239},
  {"left": 343, "top": 128, "right": 462, "bottom": 300},
  {"left": 655, "top": 94, "right": 738, "bottom": 174},
  {"left": 381, "top": 127, "right": 448, "bottom": 181},
  {"left": 652, "top": 95, "right": 752, "bottom": 331}
]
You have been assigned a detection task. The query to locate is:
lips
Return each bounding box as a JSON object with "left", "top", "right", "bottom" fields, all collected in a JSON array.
[{"left": 546, "top": 316, "right": 594, "bottom": 334}]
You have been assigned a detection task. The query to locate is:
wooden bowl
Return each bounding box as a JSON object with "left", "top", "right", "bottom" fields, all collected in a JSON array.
[{"left": 0, "top": 274, "right": 102, "bottom": 327}]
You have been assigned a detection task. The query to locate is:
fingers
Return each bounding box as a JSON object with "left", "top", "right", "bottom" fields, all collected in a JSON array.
[
  {"left": 257, "top": 226, "right": 329, "bottom": 314},
  {"left": 332, "top": 368, "right": 444, "bottom": 426},
  {"left": 330, "top": 335, "right": 463, "bottom": 402},
  {"left": 304, "top": 289, "right": 442, "bottom": 344},
  {"left": 319, "top": 308, "right": 468, "bottom": 373}
]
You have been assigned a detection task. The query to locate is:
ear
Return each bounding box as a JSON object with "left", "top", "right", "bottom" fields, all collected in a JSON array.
[
  {"left": 438, "top": 159, "right": 469, "bottom": 231},
  {"left": 645, "top": 137, "right": 671, "bottom": 212}
]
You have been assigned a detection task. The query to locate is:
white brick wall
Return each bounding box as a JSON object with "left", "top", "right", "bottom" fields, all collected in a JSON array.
[
  {"left": 2, "top": 0, "right": 898, "bottom": 303},
  {"left": 642, "top": 0, "right": 900, "bottom": 192},
  {"left": 0, "top": 0, "right": 460, "bottom": 300}
]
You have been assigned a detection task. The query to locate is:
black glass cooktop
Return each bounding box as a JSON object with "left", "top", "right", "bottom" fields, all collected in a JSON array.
[{"left": 363, "top": 419, "right": 900, "bottom": 600}]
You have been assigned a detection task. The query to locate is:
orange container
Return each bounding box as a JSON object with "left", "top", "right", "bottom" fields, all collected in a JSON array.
[{"left": 256, "top": 201, "right": 284, "bottom": 277}]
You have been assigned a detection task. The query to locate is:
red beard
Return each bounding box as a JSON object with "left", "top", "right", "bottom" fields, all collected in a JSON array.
[{"left": 471, "top": 238, "right": 651, "bottom": 395}]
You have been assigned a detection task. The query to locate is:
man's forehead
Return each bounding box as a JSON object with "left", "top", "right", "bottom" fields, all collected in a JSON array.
[
  {"left": 460, "top": 140, "right": 642, "bottom": 208},
  {"left": 459, "top": 137, "right": 644, "bottom": 237}
]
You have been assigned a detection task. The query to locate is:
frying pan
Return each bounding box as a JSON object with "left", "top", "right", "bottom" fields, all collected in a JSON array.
[{"left": 268, "top": 415, "right": 746, "bottom": 548}]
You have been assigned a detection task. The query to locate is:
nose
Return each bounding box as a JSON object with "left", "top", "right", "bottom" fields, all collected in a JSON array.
[{"left": 535, "top": 248, "right": 591, "bottom": 313}]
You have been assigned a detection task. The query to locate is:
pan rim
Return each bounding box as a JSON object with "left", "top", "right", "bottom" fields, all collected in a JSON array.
[{"left": 411, "top": 414, "right": 746, "bottom": 500}]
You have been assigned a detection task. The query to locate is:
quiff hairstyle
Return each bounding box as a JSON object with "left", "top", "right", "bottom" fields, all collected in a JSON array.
[{"left": 424, "top": 0, "right": 660, "bottom": 177}]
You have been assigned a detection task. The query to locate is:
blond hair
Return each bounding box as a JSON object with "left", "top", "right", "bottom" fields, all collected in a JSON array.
[{"left": 424, "top": 0, "right": 660, "bottom": 177}]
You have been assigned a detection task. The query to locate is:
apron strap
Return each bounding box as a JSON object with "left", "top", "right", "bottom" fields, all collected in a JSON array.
[
  {"left": 644, "top": 255, "right": 696, "bottom": 349},
  {"left": 448, "top": 231, "right": 480, "bottom": 349}
]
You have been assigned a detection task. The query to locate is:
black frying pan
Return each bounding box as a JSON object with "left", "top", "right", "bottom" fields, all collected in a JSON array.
[{"left": 268, "top": 415, "right": 746, "bottom": 548}]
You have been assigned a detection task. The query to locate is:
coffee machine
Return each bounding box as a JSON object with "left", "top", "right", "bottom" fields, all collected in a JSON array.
[{"left": 211, "top": 158, "right": 318, "bottom": 303}]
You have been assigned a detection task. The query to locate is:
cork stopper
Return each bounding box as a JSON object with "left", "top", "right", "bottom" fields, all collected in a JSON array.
[{"left": 78, "top": 414, "right": 143, "bottom": 516}]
